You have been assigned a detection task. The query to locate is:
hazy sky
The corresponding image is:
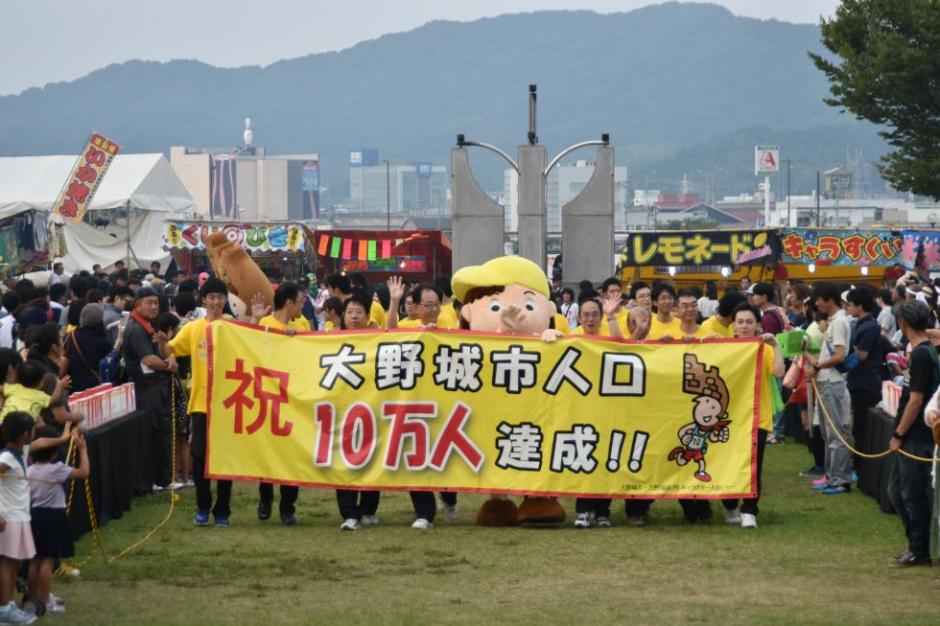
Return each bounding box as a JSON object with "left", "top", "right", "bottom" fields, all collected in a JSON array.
[{"left": 0, "top": 0, "right": 839, "bottom": 96}]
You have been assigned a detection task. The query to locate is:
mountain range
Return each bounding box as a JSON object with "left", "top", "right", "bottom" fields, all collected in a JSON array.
[{"left": 0, "top": 2, "right": 888, "bottom": 203}]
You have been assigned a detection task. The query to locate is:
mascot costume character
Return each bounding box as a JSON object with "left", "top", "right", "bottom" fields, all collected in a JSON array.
[
  {"left": 204, "top": 231, "right": 274, "bottom": 320},
  {"left": 451, "top": 255, "right": 566, "bottom": 527}
]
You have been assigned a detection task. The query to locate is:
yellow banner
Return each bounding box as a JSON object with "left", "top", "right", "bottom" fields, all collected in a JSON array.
[{"left": 206, "top": 321, "right": 762, "bottom": 499}]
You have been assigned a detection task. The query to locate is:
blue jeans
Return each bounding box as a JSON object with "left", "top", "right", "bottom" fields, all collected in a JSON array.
[{"left": 887, "top": 439, "right": 934, "bottom": 559}]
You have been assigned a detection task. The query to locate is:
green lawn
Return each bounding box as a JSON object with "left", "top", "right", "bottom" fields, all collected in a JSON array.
[{"left": 53, "top": 443, "right": 940, "bottom": 625}]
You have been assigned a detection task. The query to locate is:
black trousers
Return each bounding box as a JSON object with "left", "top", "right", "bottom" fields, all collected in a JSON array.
[
  {"left": 850, "top": 387, "right": 881, "bottom": 469},
  {"left": 259, "top": 483, "right": 299, "bottom": 516},
  {"left": 135, "top": 379, "right": 172, "bottom": 488},
  {"left": 678, "top": 499, "right": 713, "bottom": 522},
  {"left": 336, "top": 490, "right": 380, "bottom": 521},
  {"left": 723, "top": 428, "right": 767, "bottom": 516},
  {"left": 625, "top": 499, "right": 652, "bottom": 517},
  {"left": 575, "top": 498, "right": 611, "bottom": 517},
  {"left": 410, "top": 492, "right": 437, "bottom": 521},
  {"left": 191, "top": 412, "right": 232, "bottom": 518}
]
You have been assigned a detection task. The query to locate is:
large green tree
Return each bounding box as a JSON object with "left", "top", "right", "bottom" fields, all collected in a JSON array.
[{"left": 810, "top": 0, "right": 940, "bottom": 198}]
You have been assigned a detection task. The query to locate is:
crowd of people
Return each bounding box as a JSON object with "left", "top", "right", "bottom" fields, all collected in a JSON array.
[{"left": 0, "top": 259, "right": 936, "bottom": 622}]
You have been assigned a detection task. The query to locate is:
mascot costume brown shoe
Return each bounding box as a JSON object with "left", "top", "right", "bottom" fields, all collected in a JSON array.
[
  {"left": 452, "top": 255, "right": 567, "bottom": 527},
  {"left": 204, "top": 231, "right": 274, "bottom": 319}
]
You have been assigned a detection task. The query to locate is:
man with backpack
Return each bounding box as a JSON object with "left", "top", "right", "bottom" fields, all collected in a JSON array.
[{"left": 805, "top": 282, "right": 854, "bottom": 495}]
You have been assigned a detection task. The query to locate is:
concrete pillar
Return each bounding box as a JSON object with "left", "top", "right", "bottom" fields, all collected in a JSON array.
[
  {"left": 561, "top": 145, "right": 615, "bottom": 286},
  {"left": 450, "top": 147, "right": 505, "bottom": 271},
  {"left": 517, "top": 145, "right": 547, "bottom": 269}
]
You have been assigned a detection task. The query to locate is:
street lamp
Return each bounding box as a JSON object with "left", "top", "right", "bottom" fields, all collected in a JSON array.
[{"left": 382, "top": 159, "right": 391, "bottom": 231}]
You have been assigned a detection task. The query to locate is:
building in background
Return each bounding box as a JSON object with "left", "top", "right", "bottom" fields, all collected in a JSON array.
[
  {"left": 503, "top": 159, "right": 628, "bottom": 232},
  {"left": 348, "top": 151, "right": 447, "bottom": 214},
  {"left": 169, "top": 121, "right": 319, "bottom": 221}
]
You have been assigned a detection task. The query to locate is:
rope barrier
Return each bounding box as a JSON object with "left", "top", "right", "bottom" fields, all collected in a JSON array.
[
  {"left": 57, "top": 379, "right": 180, "bottom": 573},
  {"left": 811, "top": 378, "right": 940, "bottom": 463}
]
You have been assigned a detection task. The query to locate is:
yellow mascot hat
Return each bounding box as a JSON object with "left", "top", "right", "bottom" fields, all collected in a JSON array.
[{"left": 452, "top": 256, "right": 550, "bottom": 303}]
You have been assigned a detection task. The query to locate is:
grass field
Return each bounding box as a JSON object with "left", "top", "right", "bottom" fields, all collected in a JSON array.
[{"left": 51, "top": 442, "right": 940, "bottom": 625}]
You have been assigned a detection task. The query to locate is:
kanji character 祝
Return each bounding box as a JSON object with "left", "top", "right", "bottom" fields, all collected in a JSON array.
[
  {"left": 495, "top": 421, "right": 543, "bottom": 471},
  {"left": 550, "top": 425, "right": 599, "bottom": 473},
  {"left": 490, "top": 345, "right": 540, "bottom": 393},
  {"left": 433, "top": 343, "right": 483, "bottom": 391},
  {"left": 375, "top": 342, "right": 425, "bottom": 390}
]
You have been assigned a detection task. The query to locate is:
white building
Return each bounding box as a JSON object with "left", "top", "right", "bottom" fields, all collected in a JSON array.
[
  {"left": 503, "top": 159, "right": 628, "bottom": 232},
  {"left": 349, "top": 157, "right": 447, "bottom": 214},
  {"left": 767, "top": 194, "right": 940, "bottom": 227}
]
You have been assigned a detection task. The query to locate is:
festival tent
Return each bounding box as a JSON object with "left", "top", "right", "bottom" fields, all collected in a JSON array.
[{"left": 0, "top": 154, "right": 195, "bottom": 272}]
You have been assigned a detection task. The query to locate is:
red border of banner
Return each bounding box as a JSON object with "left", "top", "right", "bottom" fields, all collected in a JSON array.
[{"left": 205, "top": 320, "right": 762, "bottom": 500}]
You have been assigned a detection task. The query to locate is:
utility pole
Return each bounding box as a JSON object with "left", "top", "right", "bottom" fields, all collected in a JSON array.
[
  {"left": 784, "top": 157, "right": 791, "bottom": 227},
  {"left": 816, "top": 170, "right": 821, "bottom": 227},
  {"left": 382, "top": 159, "right": 391, "bottom": 231}
]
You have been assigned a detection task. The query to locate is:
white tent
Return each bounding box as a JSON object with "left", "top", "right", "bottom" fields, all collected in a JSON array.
[{"left": 0, "top": 154, "right": 195, "bottom": 272}]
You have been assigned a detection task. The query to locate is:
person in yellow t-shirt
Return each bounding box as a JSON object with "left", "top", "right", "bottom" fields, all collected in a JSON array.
[
  {"left": 696, "top": 291, "right": 747, "bottom": 339},
  {"left": 598, "top": 278, "right": 629, "bottom": 336},
  {"left": 165, "top": 277, "right": 232, "bottom": 527},
  {"left": 720, "top": 302, "right": 784, "bottom": 529},
  {"left": 321, "top": 297, "right": 343, "bottom": 331},
  {"left": 647, "top": 283, "right": 682, "bottom": 340},
  {"left": 386, "top": 277, "right": 458, "bottom": 331},
  {"left": 394, "top": 291, "right": 423, "bottom": 328},
  {"left": 675, "top": 289, "right": 700, "bottom": 339},
  {"left": 434, "top": 276, "right": 460, "bottom": 329},
  {"left": 250, "top": 282, "right": 305, "bottom": 525}
]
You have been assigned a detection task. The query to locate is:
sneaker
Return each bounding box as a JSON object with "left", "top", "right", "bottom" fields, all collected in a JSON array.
[
  {"left": 360, "top": 514, "right": 379, "bottom": 527},
  {"left": 340, "top": 518, "right": 360, "bottom": 531},
  {"left": 412, "top": 518, "right": 432, "bottom": 530},
  {"left": 799, "top": 465, "right": 825, "bottom": 477},
  {"left": 168, "top": 481, "right": 185, "bottom": 490},
  {"left": 891, "top": 550, "right": 932, "bottom": 568},
  {"left": 0, "top": 602, "right": 36, "bottom": 625},
  {"left": 740, "top": 513, "right": 758, "bottom": 528},
  {"left": 45, "top": 600, "right": 65, "bottom": 615},
  {"left": 193, "top": 511, "right": 210, "bottom": 526},
  {"left": 821, "top": 484, "right": 850, "bottom": 495},
  {"left": 812, "top": 479, "right": 832, "bottom": 490},
  {"left": 573, "top": 512, "right": 593, "bottom": 528},
  {"left": 442, "top": 504, "right": 459, "bottom": 522},
  {"left": 595, "top": 516, "right": 611, "bottom": 528},
  {"left": 723, "top": 508, "right": 741, "bottom": 525},
  {"left": 185, "top": 479, "right": 195, "bottom": 487},
  {"left": 214, "top": 516, "right": 230, "bottom": 527},
  {"left": 257, "top": 502, "right": 272, "bottom": 521},
  {"left": 47, "top": 594, "right": 64, "bottom": 608},
  {"left": 766, "top": 435, "right": 780, "bottom": 445},
  {"left": 280, "top": 513, "right": 297, "bottom": 527},
  {"left": 852, "top": 471, "right": 859, "bottom": 484},
  {"left": 152, "top": 483, "right": 165, "bottom": 492}
]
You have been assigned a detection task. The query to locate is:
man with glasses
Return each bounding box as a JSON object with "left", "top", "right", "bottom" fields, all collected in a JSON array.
[
  {"left": 599, "top": 277, "right": 628, "bottom": 336},
  {"left": 385, "top": 276, "right": 459, "bottom": 525}
]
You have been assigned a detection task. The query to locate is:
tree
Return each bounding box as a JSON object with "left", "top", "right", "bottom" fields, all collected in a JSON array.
[{"left": 810, "top": 0, "right": 940, "bottom": 199}]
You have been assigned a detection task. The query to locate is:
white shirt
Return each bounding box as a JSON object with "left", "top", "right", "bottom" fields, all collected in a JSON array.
[
  {"left": 0, "top": 450, "right": 30, "bottom": 522},
  {"left": 818, "top": 308, "right": 850, "bottom": 383},
  {"left": 0, "top": 314, "right": 15, "bottom": 349},
  {"left": 560, "top": 302, "right": 579, "bottom": 329},
  {"left": 877, "top": 305, "right": 896, "bottom": 336},
  {"left": 697, "top": 297, "right": 719, "bottom": 319}
]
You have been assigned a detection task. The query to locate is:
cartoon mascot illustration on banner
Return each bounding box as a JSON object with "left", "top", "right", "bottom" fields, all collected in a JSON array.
[{"left": 668, "top": 354, "right": 731, "bottom": 482}]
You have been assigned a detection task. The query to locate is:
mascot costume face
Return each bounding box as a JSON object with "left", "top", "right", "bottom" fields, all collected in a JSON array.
[
  {"left": 204, "top": 231, "right": 274, "bottom": 320},
  {"left": 452, "top": 255, "right": 566, "bottom": 527}
]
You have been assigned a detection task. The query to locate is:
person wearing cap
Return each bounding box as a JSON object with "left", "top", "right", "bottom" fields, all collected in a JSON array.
[
  {"left": 747, "top": 283, "right": 788, "bottom": 335},
  {"left": 123, "top": 287, "right": 178, "bottom": 491},
  {"left": 64, "top": 303, "right": 116, "bottom": 393},
  {"left": 165, "top": 278, "right": 233, "bottom": 527},
  {"left": 804, "top": 282, "right": 853, "bottom": 495}
]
